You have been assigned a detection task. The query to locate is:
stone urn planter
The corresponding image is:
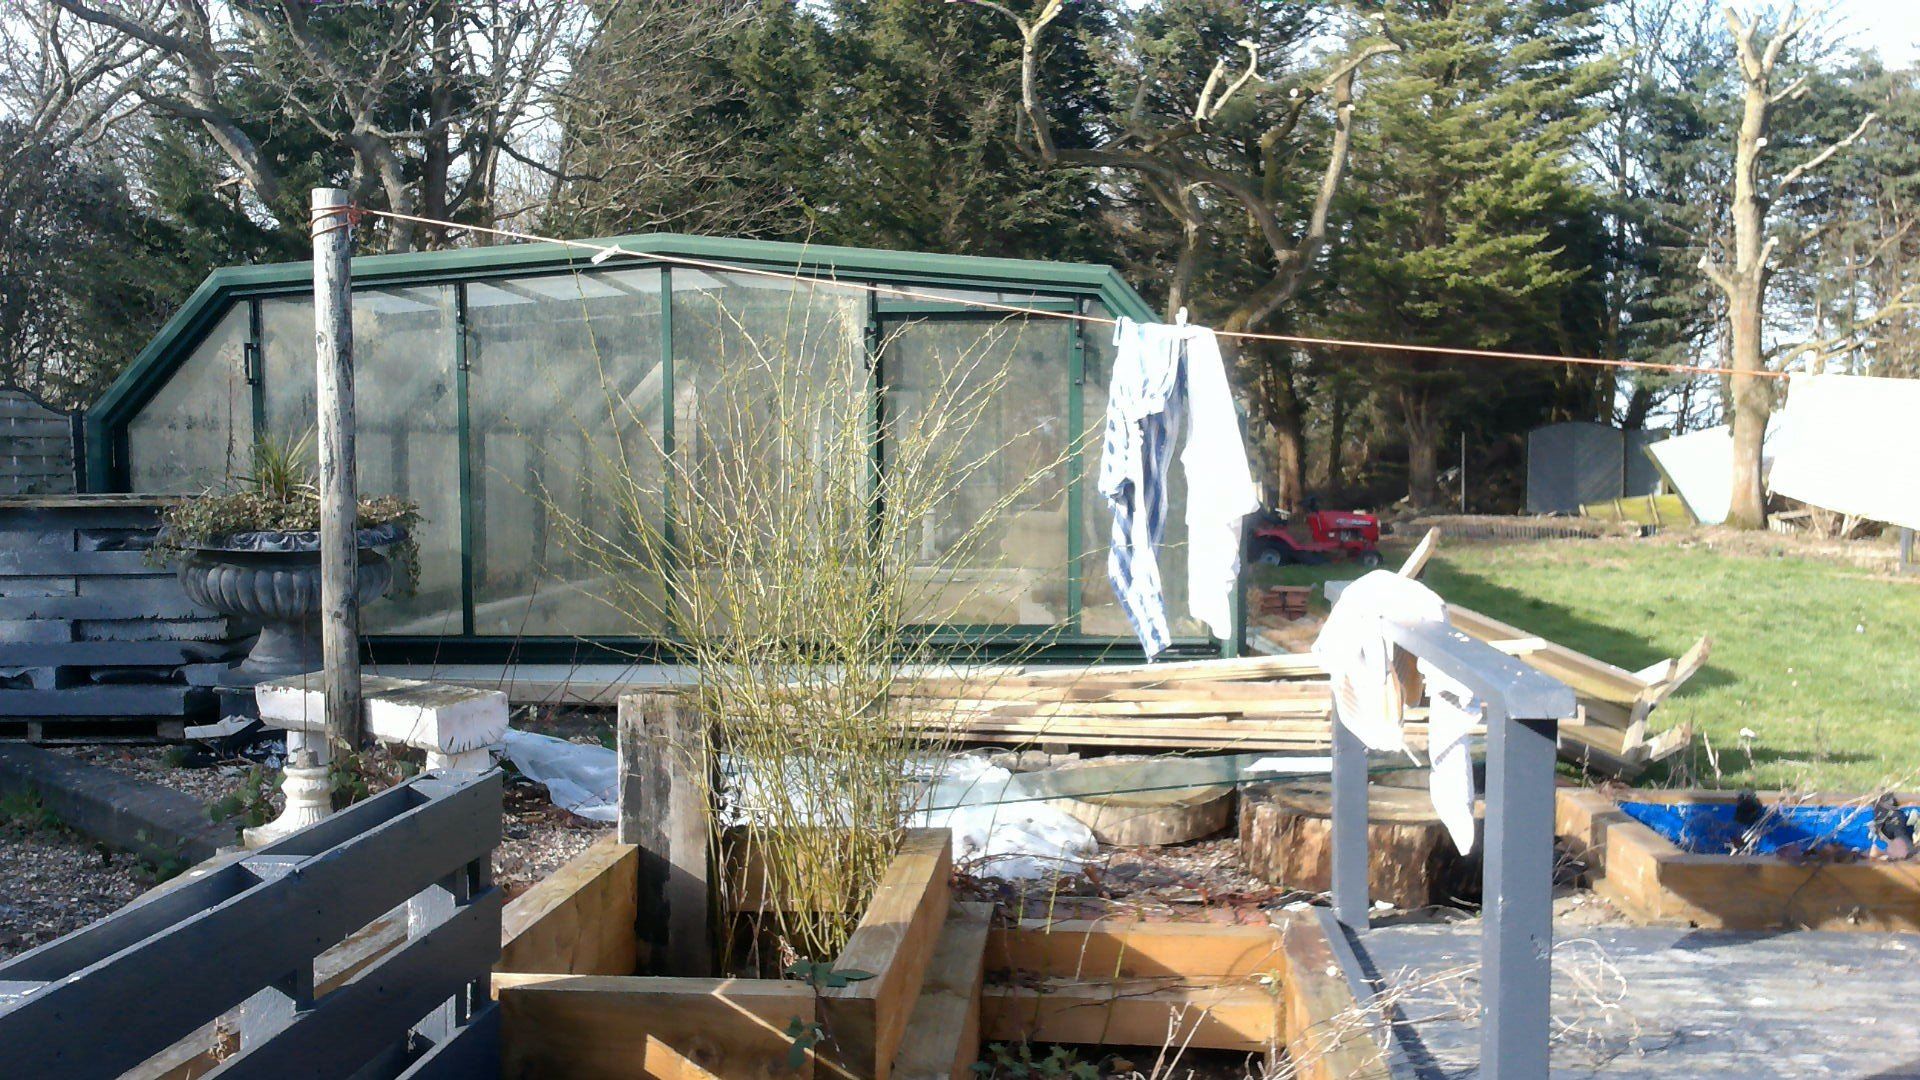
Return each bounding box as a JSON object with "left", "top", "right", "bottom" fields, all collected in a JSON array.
[{"left": 176, "top": 522, "right": 405, "bottom": 692}]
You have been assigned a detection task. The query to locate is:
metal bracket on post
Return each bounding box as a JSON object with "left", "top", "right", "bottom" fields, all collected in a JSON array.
[{"left": 1330, "top": 702, "right": 1370, "bottom": 929}]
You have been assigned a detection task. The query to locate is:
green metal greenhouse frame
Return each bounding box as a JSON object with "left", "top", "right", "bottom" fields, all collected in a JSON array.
[{"left": 89, "top": 233, "right": 1233, "bottom": 664}]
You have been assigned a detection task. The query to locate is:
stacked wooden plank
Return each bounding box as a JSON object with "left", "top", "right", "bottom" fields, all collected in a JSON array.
[
  {"left": 893, "top": 530, "right": 1705, "bottom": 776},
  {"left": 0, "top": 496, "right": 244, "bottom": 741},
  {"left": 891, "top": 659, "right": 1414, "bottom": 753},
  {"left": 1446, "top": 604, "right": 1705, "bottom": 778}
]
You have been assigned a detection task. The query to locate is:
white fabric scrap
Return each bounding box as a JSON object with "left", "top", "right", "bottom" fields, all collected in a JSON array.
[
  {"left": 1312, "top": 570, "right": 1480, "bottom": 854},
  {"left": 1311, "top": 570, "right": 1446, "bottom": 752},
  {"left": 1418, "top": 663, "right": 1482, "bottom": 854},
  {"left": 1178, "top": 327, "right": 1260, "bottom": 639}
]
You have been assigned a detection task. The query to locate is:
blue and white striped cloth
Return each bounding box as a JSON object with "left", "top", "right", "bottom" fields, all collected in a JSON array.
[{"left": 1098, "top": 318, "right": 1187, "bottom": 657}]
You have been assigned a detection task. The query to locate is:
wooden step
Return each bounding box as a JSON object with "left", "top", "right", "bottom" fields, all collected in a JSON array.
[
  {"left": 980, "top": 978, "right": 1280, "bottom": 1052},
  {"left": 890, "top": 902, "right": 992, "bottom": 1080}
]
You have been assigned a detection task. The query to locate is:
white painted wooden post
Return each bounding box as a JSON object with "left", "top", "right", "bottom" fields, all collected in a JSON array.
[{"left": 312, "top": 188, "right": 363, "bottom": 750}]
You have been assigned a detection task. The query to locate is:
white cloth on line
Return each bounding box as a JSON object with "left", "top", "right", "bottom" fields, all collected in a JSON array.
[
  {"left": 1312, "top": 569, "right": 1479, "bottom": 854},
  {"left": 1097, "top": 317, "right": 1257, "bottom": 654},
  {"left": 1098, "top": 319, "right": 1187, "bottom": 655},
  {"left": 1179, "top": 326, "right": 1260, "bottom": 639}
]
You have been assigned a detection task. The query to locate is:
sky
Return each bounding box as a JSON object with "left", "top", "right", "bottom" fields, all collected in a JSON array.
[{"left": 1831, "top": 0, "right": 1920, "bottom": 68}]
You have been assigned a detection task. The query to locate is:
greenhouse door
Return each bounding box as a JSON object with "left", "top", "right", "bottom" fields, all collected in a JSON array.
[{"left": 878, "top": 312, "right": 1079, "bottom": 632}]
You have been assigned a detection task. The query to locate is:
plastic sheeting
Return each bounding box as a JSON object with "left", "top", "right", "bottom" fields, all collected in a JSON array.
[
  {"left": 1620, "top": 799, "right": 1914, "bottom": 856},
  {"left": 500, "top": 728, "right": 619, "bottom": 822},
  {"left": 910, "top": 754, "right": 1098, "bottom": 879},
  {"left": 499, "top": 727, "right": 1339, "bottom": 880},
  {"left": 1646, "top": 425, "right": 1736, "bottom": 525},
  {"left": 1769, "top": 373, "right": 1920, "bottom": 531}
]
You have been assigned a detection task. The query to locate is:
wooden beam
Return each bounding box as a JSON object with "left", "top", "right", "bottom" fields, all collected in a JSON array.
[
  {"left": 1276, "top": 917, "right": 1386, "bottom": 1080},
  {"left": 496, "top": 975, "right": 818, "bottom": 1080},
  {"left": 312, "top": 186, "right": 363, "bottom": 749},
  {"left": 979, "top": 980, "right": 1278, "bottom": 1053},
  {"left": 986, "top": 920, "right": 1286, "bottom": 982},
  {"left": 498, "top": 838, "right": 640, "bottom": 977},
  {"left": 1397, "top": 526, "right": 1440, "bottom": 580},
  {"left": 617, "top": 691, "right": 711, "bottom": 976},
  {"left": 820, "top": 830, "right": 953, "bottom": 1080},
  {"left": 1445, "top": 605, "right": 1651, "bottom": 704},
  {"left": 890, "top": 903, "right": 991, "bottom": 1080}
]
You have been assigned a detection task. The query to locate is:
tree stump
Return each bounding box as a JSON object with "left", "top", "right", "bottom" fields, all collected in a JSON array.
[
  {"left": 1063, "top": 781, "right": 1235, "bottom": 847},
  {"left": 1240, "top": 777, "right": 1466, "bottom": 910}
]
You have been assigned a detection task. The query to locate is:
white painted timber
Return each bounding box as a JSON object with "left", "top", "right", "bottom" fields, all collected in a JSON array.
[{"left": 256, "top": 673, "right": 507, "bottom": 772}]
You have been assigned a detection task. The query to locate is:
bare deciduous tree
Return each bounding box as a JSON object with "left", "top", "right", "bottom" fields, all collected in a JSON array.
[
  {"left": 1701, "top": 3, "right": 1876, "bottom": 529},
  {"left": 0, "top": 6, "right": 159, "bottom": 202},
  {"left": 49, "top": 0, "right": 593, "bottom": 251},
  {"left": 967, "top": 0, "right": 1394, "bottom": 508}
]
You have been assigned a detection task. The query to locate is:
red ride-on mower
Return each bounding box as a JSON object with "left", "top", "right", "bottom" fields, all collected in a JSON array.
[{"left": 1245, "top": 503, "right": 1384, "bottom": 568}]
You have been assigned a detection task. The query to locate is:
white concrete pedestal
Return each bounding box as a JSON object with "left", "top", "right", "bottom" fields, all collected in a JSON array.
[{"left": 245, "top": 674, "right": 508, "bottom": 848}]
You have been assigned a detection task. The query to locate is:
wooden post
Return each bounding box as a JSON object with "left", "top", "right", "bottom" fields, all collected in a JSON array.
[
  {"left": 617, "top": 691, "right": 711, "bottom": 976},
  {"left": 312, "top": 188, "right": 363, "bottom": 749}
]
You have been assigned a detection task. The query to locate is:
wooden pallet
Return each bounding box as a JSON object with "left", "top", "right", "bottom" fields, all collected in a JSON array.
[{"left": 0, "top": 716, "right": 188, "bottom": 743}]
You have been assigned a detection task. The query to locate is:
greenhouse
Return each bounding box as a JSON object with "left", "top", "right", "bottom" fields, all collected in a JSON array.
[{"left": 88, "top": 234, "right": 1221, "bottom": 663}]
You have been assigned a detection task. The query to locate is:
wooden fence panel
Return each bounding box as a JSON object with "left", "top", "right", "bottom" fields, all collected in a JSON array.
[{"left": 0, "top": 388, "right": 78, "bottom": 496}]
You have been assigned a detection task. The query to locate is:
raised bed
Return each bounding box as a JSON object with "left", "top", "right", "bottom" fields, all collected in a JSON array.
[
  {"left": 1558, "top": 786, "right": 1920, "bottom": 931},
  {"left": 495, "top": 828, "right": 956, "bottom": 1080},
  {"left": 495, "top": 836, "right": 1384, "bottom": 1080}
]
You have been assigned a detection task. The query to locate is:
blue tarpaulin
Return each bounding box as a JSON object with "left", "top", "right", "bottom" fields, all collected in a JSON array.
[{"left": 1620, "top": 799, "right": 1912, "bottom": 855}]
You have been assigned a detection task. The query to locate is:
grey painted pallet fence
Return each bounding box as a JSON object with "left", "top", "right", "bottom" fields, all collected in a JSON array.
[
  {"left": 0, "top": 497, "right": 245, "bottom": 734},
  {"left": 0, "top": 769, "right": 505, "bottom": 1079},
  {"left": 1329, "top": 620, "right": 1575, "bottom": 1080}
]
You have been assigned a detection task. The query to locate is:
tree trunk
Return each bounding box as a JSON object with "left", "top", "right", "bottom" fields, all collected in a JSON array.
[
  {"left": 1326, "top": 383, "right": 1350, "bottom": 490},
  {"left": 1726, "top": 288, "right": 1770, "bottom": 528},
  {"left": 1273, "top": 410, "right": 1306, "bottom": 512},
  {"left": 1400, "top": 390, "right": 1442, "bottom": 507},
  {"left": 1621, "top": 382, "right": 1656, "bottom": 430}
]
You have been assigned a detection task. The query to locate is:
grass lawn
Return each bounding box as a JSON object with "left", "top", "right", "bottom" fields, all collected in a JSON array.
[{"left": 1253, "top": 535, "right": 1920, "bottom": 793}]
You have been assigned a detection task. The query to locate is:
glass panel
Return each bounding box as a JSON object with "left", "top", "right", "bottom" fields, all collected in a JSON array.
[
  {"left": 261, "top": 286, "right": 462, "bottom": 635},
  {"left": 669, "top": 271, "right": 867, "bottom": 633},
  {"left": 884, "top": 315, "right": 1073, "bottom": 628},
  {"left": 466, "top": 269, "right": 668, "bottom": 636},
  {"left": 128, "top": 306, "right": 253, "bottom": 493},
  {"left": 1077, "top": 306, "right": 1204, "bottom": 642}
]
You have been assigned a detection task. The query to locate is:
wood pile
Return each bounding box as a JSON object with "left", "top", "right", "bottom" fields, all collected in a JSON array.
[
  {"left": 891, "top": 659, "right": 1429, "bottom": 753},
  {"left": 893, "top": 530, "right": 1704, "bottom": 778},
  {"left": 1254, "top": 585, "right": 1312, "bottom": 620}
]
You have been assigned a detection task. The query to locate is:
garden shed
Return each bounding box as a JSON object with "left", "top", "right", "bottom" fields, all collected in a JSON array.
[{"left": 87, "top": 235, "right": 1218, "bottom": 663}]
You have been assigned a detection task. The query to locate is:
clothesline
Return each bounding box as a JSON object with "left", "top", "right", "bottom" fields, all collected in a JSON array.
[{"left": 326, "top": 204, "right": 1793, "bottom": 382}]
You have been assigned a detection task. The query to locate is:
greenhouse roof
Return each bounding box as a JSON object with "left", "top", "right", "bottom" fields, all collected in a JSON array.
[{"left": 88, "top": 232, "right": 1155, "bottom": 481}]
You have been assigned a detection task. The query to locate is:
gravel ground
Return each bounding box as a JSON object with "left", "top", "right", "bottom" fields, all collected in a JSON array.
[
  {"left": 51, "top": 744, "right": 262, "bottom": 806},
  {"left": 44, "top": 741, "right": 611, "bottom": 902},
  {"left": 0, "top": 807, "right": 152, "bottom": 961},
  {"left": 497, "top": 776, "right": 612, "bottom": 899}
]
